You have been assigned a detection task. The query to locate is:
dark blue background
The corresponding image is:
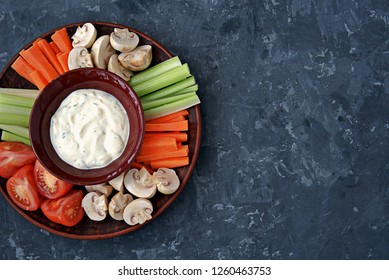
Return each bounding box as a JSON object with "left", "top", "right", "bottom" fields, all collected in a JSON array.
[{"left": 1, "top": 0, "right": 388, "bottom": 259}]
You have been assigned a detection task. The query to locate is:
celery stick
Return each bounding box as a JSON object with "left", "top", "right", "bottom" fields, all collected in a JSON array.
[
  {"left": 170, "top": 84, "right": 198, "bottom": 96},
  {"left": 130, "top": 56, "right": 182, "bottom": 87},
  {"left": 133, "top": 64, "right": 191, "bottom": 97},
  {"left": 0, "top": 103, "right": 31, "bottom": 116},
  {"left": 144, "top": 94, "right": 200, "bottom": 120},
  {"left": 142, "top": 92, "right": 197, "bottom": 111},
  {"left": 0, "top": 125, "right": 29, "bottom": 139},
  {"left": 0, "top": 93, "right": 35, "bottom": 108},
  {"left": 0, "top": 88, "right": 39, "bottom": 99},
  {"left": 0, "top": 113, "right": 29, "bottom": 127},
  {"left": 1, "top": 131, "right": 30, "bottom": 145},
  {"left": 140, "top": 76, "right": 196, "bottom": 102}
]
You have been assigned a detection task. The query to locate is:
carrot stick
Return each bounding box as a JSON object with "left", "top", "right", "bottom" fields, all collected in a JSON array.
[
  {"left": 144, "top": 132, "right": 188, "bottom": 142},
  {"left": 20, "top": 46, "right": 59, "bottom": 82},
  {"left": 57, "top": 52, "right": 69, "bottom": 72},
  {"left": 51, "top": 28, "right": 72, "bottom": 53},
  {"left": 145, "top": 120, "right": 188, "bottom": 132},
  {"left": 146, "top": 110, "right": 188, "bottom": 124},
  {"left": 11, "top": 56, "right": 36, "bottom": 85},
  {"left": 29, "top": 70, "right": 48, "bottom": 90},
  {"left": 137, "top": 145, "right": 188, "bottom": 163},
  {"left": 50, "top": 42, "right": 61, "bottom": 55},
  {"left": 147, "top": 115, "right": 186, "bottom": 124},
  {"left": 37, "top": 39, "right": 64, "bottom": 74},
  {"left": 139, "top": 136, "right": 177, "bottom": 155},
  {"left": 130, "top": 161, "right": 154, "bottom": 173},
  {"left": 150, "top": 156, "right": 189, "bottom": 169}
]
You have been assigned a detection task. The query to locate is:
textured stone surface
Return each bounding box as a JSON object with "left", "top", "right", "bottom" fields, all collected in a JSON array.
[{"left": 1, "top": 0, "right": 389, "bottom": 260}]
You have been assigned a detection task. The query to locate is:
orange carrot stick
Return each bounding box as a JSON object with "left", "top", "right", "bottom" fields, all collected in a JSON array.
[
  {"left": 50, "top": 42, "right": 61, "bottom": 55},
  {"left": 37, "top": 39, "right": 64, "bottom": 74},
  {"left": 147, "top": 115, "right": 186, "bottom": 124},
  {"left": 145, "top": 120, "right": 188, "bottom": 132},
  {"left": 11, "top": 56, "right": 36, "bottom": 85},
  {"left": 29, "top": 70, "right": 48, "bottom": 90},
  {"left": 136, "top": 145, "right": 188, "bottom": 163},
  {"left": 20, "top": 46, "right": 59, "bottom": 82},
  {"left": 51, "top": 28, "right": 72, "bottom": 53},
  {"left": 57, "top": 52, "right": 69, "bottom": 72},
  {"left": 150, "top": 156, "right": 189, "bottom": 169},
  {"left": 146, "top": 110, "right": 188, "bottom": 124},
  {"left": 144, "top": 132, "right": 188, "bottom": 142},
  {"left": 139, "top": 136, "right": 177, "bottom": 155}
]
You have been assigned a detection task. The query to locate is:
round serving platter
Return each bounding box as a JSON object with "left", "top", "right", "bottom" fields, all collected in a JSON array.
[{"left": 0, "top": 21, "right": 201, "bottom": 239}]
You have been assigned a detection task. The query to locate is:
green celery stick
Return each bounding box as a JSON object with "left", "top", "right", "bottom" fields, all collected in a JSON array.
[
  {"left": 0, "top": 113, "right": 29, "bottom": 127},
  {"left": 1, "top": 131, "right": 30, "bottom": 145},
  {"left": 0, "top": 103, "right": 31, "bottom": 116},
  {"left": 142, "top": 92, "right": 197, "bottom": 111},
  {"left": 0, "top": 93, "right": 35, "bottom": 108},
  {"left": 0, "top": 125, "right": 29, "bottom": 139},
  {"left": 0, "top": 88, "right": 39, "bottom": 99},
  {"left": 130, "top": 56, "right": 182, "bottom": 87},
  {"left": 144, "top": 94, "right": 200, "bottom": 120},
  {"left": 140, "top": 76, "right": 196, "bottom": 102},
  {"left": 133, "top": 64, "right": 191, "bottom": 97},
  {"left": 170, "top": 84, "right": 198, "bottom": 96}
]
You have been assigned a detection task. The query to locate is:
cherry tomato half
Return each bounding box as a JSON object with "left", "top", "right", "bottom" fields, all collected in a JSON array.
[
  {"left": 0, "top": 142, "right": 36, "bottom": 178},
  {"left": 40, "top": 189, "right": 85, "bottom": 227},
  {"left": 6, "top": 164, "right": 42, "bottom": 211},
  {"left": 34, "top": 160, "right": 73, "bottom": 199}
]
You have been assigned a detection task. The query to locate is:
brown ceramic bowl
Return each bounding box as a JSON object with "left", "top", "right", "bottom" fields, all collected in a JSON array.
[
  {"left": 29, "top": 68, "right": 145, "bottom": 185},
  {"left": 0, "top": 21, "right": 201, "bottom": 239}
]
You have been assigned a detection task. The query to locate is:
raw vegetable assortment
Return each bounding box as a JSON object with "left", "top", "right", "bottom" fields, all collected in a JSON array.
[{"left": 0, "top": 22, "right": 200, "bottom": 228}]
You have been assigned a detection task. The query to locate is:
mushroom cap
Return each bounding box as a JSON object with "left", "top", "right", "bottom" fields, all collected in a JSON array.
[
  {"left": 153, "top": 168, "right": 180, "bottom": 195},
  {"left": 108, "top": 54, "right": 134, "bottom": 81},
  {"left": 110, "top": 28, "right": 139, "bottom": 53},
  {"left": 71, "top": 22, "right": 97, "bottom": 48},
  {"left": 68, "top": 47, "right": 94, "bottom": 70},
  {"left": 81, "top": 192, "right": 108, "bottom": 221},
  {"left": 91, "top": 35, "right": 116, "bottom": 69},
  {"left": 108, "top": 192, "right": 133, "bottom": 221},
  {"left": 85, "top": 183, "right": 113, "bottom": 196},
  {"left": 118, "top": 45, "right": 152, "bottom": 71},
  {"left": 124, "top": 168, "right": 157, "bottom": 198},
  {"left": 123, "top": 198, "right": 153, "bottom": 226}
]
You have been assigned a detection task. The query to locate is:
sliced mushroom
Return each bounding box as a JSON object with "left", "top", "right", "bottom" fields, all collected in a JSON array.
[
  {"left": 71, "top": 22, "right": 97, "bottom": 48},
  {"left": 124, "top": 167, "right": 156, "bottom": 198},
  {"left": 118, "top": 45, "right": 152, "bottom": 71},
  {"left": 85, "top": 183, "right": 113, "bottom": 196},
  {"left": 108, "top": 172, "right": 125, "bottom": 193},
  {"left": 123, "top": 198, "right": 153, "bottom": 226},
  {"left": 153, "top": 168, "right": 180, "bottom": 195},
  {"left": 108, "top": 54, "right": 134, "bottom": 81},
  {"left": 68, "top": 47, "right": 94, "bottom": 70},
  {"left": 108, "top": 192, "right": 133, "bottom": 221},
  {"left": 91, "top": 35, "right": 116, "bottom": 69},
  {"left": 81, "top": 192, "right": 108, "bottom": 221},
  {"left": 110, "top": 28, "right": 139, "bottom": 53}
]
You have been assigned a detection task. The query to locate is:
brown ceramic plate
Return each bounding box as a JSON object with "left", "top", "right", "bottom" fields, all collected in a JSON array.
[{"left": 0, "top": 21, "right": 201, "bottom": 239}]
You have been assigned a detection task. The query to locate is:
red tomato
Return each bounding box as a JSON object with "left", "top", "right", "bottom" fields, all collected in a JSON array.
[
  {"left": 0, "top": 142, "right": 36, "bottom": 178},
  {"left": 34, "top": 160, "right": 73, "bottom": 199},
  {"left": 6, "top": 164, "right": 42, "bottom": 211},
  {"left": 40, "top": 189, "right": 85, "bottom": 227}
]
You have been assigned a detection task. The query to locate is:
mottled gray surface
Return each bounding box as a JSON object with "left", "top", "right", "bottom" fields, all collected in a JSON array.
[{"left": 1, "top": 0, "right": 389, "bottom": 260}]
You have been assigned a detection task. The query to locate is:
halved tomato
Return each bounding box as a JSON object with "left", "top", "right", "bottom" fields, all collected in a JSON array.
[
  {"left": 40, "top": 189, "right": 85, "bottom": 227},
  {"left": 34, "top": 160, "right": 73, "bottom": 199},
  {"left": 0, "top": 142, "right": 36, "bottom": 178},
  {"left": 6, "top": 164, "right": 42, "bottom": 211}
]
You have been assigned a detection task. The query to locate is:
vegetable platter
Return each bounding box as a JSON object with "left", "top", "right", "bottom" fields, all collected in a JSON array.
[{"left": 0, "top": 22, "right": 201, "bottom": 239}]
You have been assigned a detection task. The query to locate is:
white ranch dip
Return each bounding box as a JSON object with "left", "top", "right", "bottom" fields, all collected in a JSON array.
[{"left": 50, "top": 89, "right": 130, "bottom": 169}]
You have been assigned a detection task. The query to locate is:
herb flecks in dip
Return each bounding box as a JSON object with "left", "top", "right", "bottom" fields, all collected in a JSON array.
[{"left": 50, "top": 89, "right": 130, "bottom": 169}]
